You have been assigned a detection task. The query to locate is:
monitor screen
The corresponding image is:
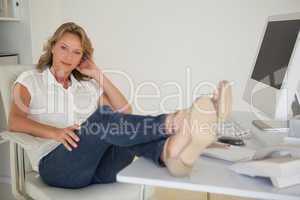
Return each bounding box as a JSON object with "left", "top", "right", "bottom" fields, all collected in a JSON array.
[{"left": 251, "top": 20, "right": 300, "bottom": 89}]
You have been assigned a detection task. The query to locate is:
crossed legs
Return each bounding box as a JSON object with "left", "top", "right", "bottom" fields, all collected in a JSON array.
[
  {"left": 39, "top": 81, "right": 232, "bottom": 189},
  {"left": 161, "top": 81, "right": 232, "bottom": 177}
]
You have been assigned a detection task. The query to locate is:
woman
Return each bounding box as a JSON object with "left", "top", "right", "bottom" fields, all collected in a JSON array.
[{"left": 8, "top": 22, "right": 232, "bottom": 189}]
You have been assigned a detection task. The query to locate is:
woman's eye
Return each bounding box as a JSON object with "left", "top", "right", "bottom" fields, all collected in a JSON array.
[
  {"left": 74, "top": 51, "right": 82, "bottom": 56},
  {"left": 61, "top": 46, "right": 67, "bottom": 50}
]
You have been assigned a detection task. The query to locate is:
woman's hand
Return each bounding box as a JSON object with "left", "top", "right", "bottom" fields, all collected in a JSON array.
[
  {"left": 52, "top": 124, "right": 81, "bottom": 151},
  {"left": 76, "top": 57, "right": 103, "bottom": 81}
]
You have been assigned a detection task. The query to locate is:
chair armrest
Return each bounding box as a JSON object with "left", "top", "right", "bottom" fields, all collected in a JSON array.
[{"left": 1, "top": 131, "right": 40, "bottom": 150}]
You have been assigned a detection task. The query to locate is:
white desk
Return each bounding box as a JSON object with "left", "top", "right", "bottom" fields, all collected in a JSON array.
[{"left": 117, "top": 111, "right": 300, "bottom": 200}]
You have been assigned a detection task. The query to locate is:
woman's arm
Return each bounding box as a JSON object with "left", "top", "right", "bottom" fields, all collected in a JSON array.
[
  {"left": 98, "top": 92, "right": 113, "bottom": 108},
  {"left": 9, "top": 84, "right": 56, "bottom": 138},
  {"left": 8, "top": 84, "right": 80, "bottom": 151},
  {"left": 94, "top": 72, "right": 132, "bottom": 114},
  {"left": 77, "top": 59, "right": 132, "bottom": 114}
]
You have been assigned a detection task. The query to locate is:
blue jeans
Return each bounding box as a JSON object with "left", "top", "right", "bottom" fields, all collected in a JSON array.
[{"left": 39, "top": 106, "right": 168, "bottom": 189}]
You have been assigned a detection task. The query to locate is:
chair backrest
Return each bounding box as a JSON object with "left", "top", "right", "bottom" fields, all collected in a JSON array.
[
  {"left": 0, "top": 64, "right": 35, "bottom": 125},
  {"left": 0, "top": 64, "right": 144, "bottom": 200},
  {"left": 0, "top": 64, "right": 36, "bottom": 173}
]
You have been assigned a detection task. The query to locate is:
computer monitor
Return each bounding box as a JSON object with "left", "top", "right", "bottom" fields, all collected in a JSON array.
[{"left": 243, "top": 13, "right": 300, "bottom": 121}]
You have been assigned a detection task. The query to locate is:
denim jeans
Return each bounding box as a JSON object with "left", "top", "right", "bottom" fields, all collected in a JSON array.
[{"left": 39, "top": 105, "right": 168, "bottom": 189}]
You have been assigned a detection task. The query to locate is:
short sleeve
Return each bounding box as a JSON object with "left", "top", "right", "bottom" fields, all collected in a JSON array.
[{"left": 14, "top": 70, "right": 35, "bottom": 97}]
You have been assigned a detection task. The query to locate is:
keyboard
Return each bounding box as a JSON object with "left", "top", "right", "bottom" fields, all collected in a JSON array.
[{"left": 216, "top": 120, "right": 252, "bottom": 139}]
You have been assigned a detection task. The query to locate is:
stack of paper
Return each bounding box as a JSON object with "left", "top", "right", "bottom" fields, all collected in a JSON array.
[
  {"left": 230, "top": 156, "right": 300, "bottom": 188},
  {"left": 203, "top": 139, "right": 300, "bottom": 188}
]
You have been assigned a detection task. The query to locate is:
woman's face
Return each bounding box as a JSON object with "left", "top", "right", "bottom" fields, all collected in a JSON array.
[{"left": 51, "top": 32, "right": 83, "bottom": 74}]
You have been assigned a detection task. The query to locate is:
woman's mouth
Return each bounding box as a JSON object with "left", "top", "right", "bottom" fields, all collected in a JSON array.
[{"left": 61, "top": 61, "right": 72, "bottom": 66}]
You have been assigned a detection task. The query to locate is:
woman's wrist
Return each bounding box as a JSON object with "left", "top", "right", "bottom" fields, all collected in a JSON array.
[{"left": 47, "top": 126, "right": 59, "bottom": 140}]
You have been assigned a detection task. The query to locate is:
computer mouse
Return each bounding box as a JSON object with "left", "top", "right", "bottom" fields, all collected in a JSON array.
[{"left": 217, "top": 136, "right": 245, "bottom": 146}]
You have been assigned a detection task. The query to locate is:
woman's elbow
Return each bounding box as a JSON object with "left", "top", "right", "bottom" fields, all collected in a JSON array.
[
  {"left": 126, "top": 106, "right": 133, "bottom": 114},
  {"left": 7, "top": 116, "right": 16, "bottom": 131},
  {"left": 122, "top": 104, "right": 133, "bottom": 114},
  {"left": 7, "top": 113, "right": 21, "bottom": 131}
]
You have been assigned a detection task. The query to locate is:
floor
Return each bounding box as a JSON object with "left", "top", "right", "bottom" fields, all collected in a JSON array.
[
  {"left": 0, "top": 183, "right": 16, "bottom": 200},
  {"left": 0, "top": 182, "right": 253, "bottom": 200},
  {"left": 148, "top": 187, "right": 208, "bottom": 200},
  {"left": 148, "top": 187, "right": 254, "bottom": 200}
]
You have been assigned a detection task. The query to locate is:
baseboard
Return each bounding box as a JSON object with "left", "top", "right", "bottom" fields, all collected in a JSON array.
[{"left": 0, "top": 176, "right": 11, "bottom": 184}]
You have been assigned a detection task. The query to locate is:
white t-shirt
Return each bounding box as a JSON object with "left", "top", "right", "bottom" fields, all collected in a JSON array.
[{"left": 14, "top": 67, "right": 103, "bottom": 172}]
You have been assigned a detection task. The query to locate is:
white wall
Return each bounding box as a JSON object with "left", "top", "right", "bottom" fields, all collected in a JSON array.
[
  {"left": 0, "top": 0, "right": 33, "bottom": 64},
  {"left": 29, "top": 0, "right": 300, "bottom": 114},
  {"left": 29, "top": 0, "right": 63, "bottom": 64}
]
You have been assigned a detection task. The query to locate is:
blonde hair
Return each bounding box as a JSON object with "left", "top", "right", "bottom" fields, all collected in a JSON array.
[{"left": 37, "top": 22, "right": 94, "bottom": 80}]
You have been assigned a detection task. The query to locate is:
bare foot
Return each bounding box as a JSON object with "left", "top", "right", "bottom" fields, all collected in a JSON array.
[
  {"left": 212, "top": 80, "right": 232, "bottom": 122},
  {"left": 164, "top": 108, "right": 190, "bottom": 135},
  {"left": 179, "top": 97, "right": 217, "bottom": 166},
  {"left": 163, "top": 97, "right": 217, "bottom": 177},
  {"left": 164, "top": 109, "right": 191, "bottom": 158}
]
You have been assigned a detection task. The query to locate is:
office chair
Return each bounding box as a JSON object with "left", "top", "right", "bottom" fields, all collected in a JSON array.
[{"left": 0, "top": 64, "right": 143, "bottom": 200}]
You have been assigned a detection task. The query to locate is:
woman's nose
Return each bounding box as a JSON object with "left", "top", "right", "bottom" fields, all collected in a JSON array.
[{"left": 64, "top": 51, "right": 73, "bottom": 62}]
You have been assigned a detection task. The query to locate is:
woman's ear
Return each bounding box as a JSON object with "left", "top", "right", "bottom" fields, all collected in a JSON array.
[
  {"left": 77, "top": 54, "right": 88, "bottom": 68},
  {"left": 83, "top": 52, "right": 90, "bottom": 61},
  {"left": 51, "top": 45, "right": 55, "bottom": 55},
  {"left": 81, "top": 54, "right": 87, "bottom": 62}
]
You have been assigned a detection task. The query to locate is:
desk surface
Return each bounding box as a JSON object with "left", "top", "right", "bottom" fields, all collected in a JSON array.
[
  {"left": 117, "top": 111, "right": 300, "bottom": 200},
  {"left": 117, "top": 156, "right": 300, "bottom": 200}
]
